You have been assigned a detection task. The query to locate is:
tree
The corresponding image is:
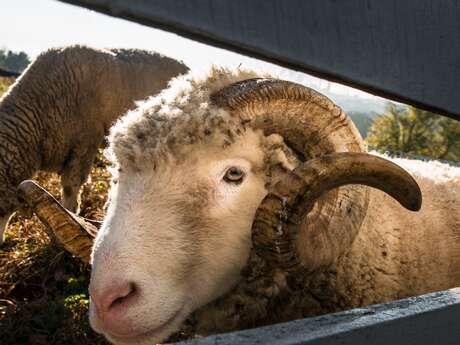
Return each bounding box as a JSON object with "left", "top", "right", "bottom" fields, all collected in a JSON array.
[
  {"left": 0, "top": 49, "right": 30, "bottom": 73},
  {"left": 366, "top": 105, "right": 460, "bottom": 161}
]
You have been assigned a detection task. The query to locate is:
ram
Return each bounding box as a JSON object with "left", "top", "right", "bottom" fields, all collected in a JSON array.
[
  {"left": 0, "top": 45, "right": 188, "bottom": 242},
  {"left": 21, "top": 67, "right": 460, "bottom": 345}
]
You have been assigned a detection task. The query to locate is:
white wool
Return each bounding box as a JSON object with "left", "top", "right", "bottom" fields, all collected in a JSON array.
[
  {"left": 106, "top": 66, "right": 266, "bottom": 171},
  {"left": 372, "top": 151, "right": 460, "bottom": 183}
]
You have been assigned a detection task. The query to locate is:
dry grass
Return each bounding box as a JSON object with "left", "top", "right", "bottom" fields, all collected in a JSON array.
[
  {"left": 0, "top": 77, "right": 15, "bottom": 95},
  {"left": 0, "top": 151, "right": 112, "bottom": 345}
]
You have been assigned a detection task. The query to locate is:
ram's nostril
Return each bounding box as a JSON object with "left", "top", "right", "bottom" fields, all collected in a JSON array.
[
  {"left": 108, "top": 282, "right": 136, "bottom": 310},
  {"left": 91, "top": 281, "right": 138, "bottom": 315}
]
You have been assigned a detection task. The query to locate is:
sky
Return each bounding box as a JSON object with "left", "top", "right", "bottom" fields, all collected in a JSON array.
[{"left": 0, "top": 0, "right": 388, "bottom": 111}]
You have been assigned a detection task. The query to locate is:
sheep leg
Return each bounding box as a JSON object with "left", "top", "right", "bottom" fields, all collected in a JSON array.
[
  {"left": 60, "top": 144, "right": 100, "bottom": 213},
  {"left": 0, "top": 214, "right": 11, "bottom": 244},
  {"left": 61, "top": 184, "right": 81, "bottom": 213}
]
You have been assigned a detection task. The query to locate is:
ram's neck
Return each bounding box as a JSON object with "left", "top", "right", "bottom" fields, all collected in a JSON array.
[
  {"left": 342, "top": 176, "right": 460, "bottom": 302},
  {"left": 303, "top": 159, "right": 460, "bottom": 311}
]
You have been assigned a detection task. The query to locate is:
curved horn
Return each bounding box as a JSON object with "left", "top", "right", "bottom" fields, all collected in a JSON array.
[
  {"left": 211, "top": 78, "right": 363, "bottom": 156},
  {"left": 252, "top": 153, "right": 422, "bottom": 269},
  {"left": 17, "top": 180, "right": 99, "bottom": 263},
  {"left": 211, "top": 78, "right": 419, "bottom": 269}
]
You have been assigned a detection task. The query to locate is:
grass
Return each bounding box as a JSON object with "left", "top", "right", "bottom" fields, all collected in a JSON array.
[
  {"left": 0, "top": 77, "right": 15, "bottom": 95},
  {"left": 0, "top": 150, "right": 112, "bottom": 345}
]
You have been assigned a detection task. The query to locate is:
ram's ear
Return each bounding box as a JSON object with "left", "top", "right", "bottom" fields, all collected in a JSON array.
[
  {"left": 17, "top": 180, "right": 99, "bottom": 263},
  {"left": 262, "top": 134, "right": 302, "bottom": 185}
]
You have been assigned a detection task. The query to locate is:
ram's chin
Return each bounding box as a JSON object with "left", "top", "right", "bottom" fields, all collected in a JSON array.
[{"left": 102, "top": 307, "right": 189, "bottom": 345}]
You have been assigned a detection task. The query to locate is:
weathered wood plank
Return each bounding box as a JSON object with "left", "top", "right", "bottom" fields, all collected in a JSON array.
[
  {"left": 58, "top": 0, "right": 460, "bottom": 120},
  {"left": 177, "top": 288, "right": 460, "bottom": 345}
]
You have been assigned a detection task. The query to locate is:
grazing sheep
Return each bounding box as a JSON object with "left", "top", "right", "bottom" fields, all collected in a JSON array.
[
  {"left": 0, "top": 45, "right": 188, "bottom": 243},
  {"left": 20, "top": 67, "right": 460, "bottom": 345}
]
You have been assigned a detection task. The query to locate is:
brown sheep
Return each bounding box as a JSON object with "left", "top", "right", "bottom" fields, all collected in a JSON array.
[{"left": 0, "top": 45, "right": 188, "bottom": 242}]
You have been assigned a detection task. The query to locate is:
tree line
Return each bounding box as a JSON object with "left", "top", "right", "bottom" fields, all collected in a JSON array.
[
  {"left": 0, "top": 48, "right": 30, "bottom": 73},
  {"left": 366, "top": 105, "right": 459, "bottom": 162}
]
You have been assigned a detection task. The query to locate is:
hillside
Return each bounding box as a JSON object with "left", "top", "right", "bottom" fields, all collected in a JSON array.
[{"left": 348, "top": 111, "right": 380, "bottom": 139}]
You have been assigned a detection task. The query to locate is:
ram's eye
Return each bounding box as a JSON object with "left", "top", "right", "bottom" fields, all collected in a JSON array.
[{"left": 223, "top": 167, "right": 245, "bottom": 184}]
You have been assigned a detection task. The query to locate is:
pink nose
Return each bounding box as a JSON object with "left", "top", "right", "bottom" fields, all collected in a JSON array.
[{"left": 89, "top": 281, "right": 138, "bottom": 334}]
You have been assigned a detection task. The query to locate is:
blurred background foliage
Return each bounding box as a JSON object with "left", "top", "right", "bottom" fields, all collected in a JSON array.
[
  {"left": 0, "top": 48, "right": 30, "bottom": 74},
  {"left": 366, "top": 105, "right": 460, "bottom": 162}
]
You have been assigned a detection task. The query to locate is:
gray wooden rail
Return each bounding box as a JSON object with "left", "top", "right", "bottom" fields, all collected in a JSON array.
[
  {"left": 178, "top": 288, "right": 460, "bottom": 345},
  {"left": 58, "top": 0, "right": 460, "bottom": 121}
]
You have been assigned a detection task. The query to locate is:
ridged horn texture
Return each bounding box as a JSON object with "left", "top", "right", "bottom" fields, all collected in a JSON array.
[
  {"left": 252, "top": 153, "right": 422, "bottom": 269},
  {"left": 17, "top": 180, "right": 99, "bottom": 263},
  {"left": 211, "top": 78, "right": 421, "bottom": 270}
]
